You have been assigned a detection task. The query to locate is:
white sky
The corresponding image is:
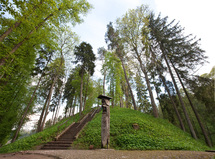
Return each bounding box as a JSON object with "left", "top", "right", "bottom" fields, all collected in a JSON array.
[{"left": 73, "top": 0, "right": 215, "bottom": 76}]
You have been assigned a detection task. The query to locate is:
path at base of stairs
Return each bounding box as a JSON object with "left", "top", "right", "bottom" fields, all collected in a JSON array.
[{"left": 1, "top": 150, "right": 215, "bottom": 159}]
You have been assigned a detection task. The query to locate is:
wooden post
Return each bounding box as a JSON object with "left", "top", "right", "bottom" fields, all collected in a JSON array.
[{"left": 98, "top": 95, "right": 112, "bottom": 149}]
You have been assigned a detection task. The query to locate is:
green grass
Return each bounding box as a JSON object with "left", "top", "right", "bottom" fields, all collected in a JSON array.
[
  {"left": 0, "top": 113, "right": 82, "bottom": 153},
  {"left": 1, "top": 107, "right": 212, "bottom": 153},
  {"left": 73, "top": 107, "right": 210, "bottom": 151}
]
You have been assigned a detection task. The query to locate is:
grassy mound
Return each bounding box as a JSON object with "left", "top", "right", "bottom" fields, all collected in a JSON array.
[{"left": 73, "top": 107, "right": 209, "bottom": 150}]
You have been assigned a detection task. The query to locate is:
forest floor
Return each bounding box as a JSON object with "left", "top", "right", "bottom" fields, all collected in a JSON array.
[{"left": 0, "top": 149, "right": 215, "bottom": 159}]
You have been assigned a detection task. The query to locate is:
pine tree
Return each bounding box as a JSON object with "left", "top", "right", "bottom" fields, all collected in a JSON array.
[
  {"left": 74, "top": 42, "right": 95, "bottom": 115},
  {"left": 149, "top": 13, "right": 210, "bottom": 145}
]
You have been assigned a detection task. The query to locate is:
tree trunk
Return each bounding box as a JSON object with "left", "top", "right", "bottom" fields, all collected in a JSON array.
[
  {"left": 79, "top": 70, "right": 84, "bottom": 116},
  {"left": 162, "top": 50, "right": 197, "bottom": 139},
  {"left": 125, "top": 84, "right": 129, "bottom": 108},
  {"left": 0, "top": 0, "right": 44, "bottom": 42},
  {"left": 205, "top": 123, "right": 214, "bottom": 146},
  {"left": 0, "top": 21, "right": 22, "bottom": 42},
  {"left": 120, "top": 96, "right": 124, "bottom": 108},
  {"left": 12, "top": 74, "right": 42, "bottom": 142},
  {"left": 133, "top": 48, "right": 158, "bottom": 117},
  {"left": 10, "top": 13, "right": 54, "bottom": 54},
  {"left": 0, "top": 13, "right": 54, "bottom": 68},
  {"left": 103, "top": 69, "right": 106, "bottom": 95},
  {"left": 51, "top": 108, "right": 55, "bottom": 122},
  {"left": 37, "top": 90, "right": 50, "bottom": 132},
  {"left": 69, "top": 96, "right": 74, "bottom": 117},
  {"left": 37, "top": 75, "right": 57, "bottom": 132},
  {"left": 83, "top": 74, "right": 90, "bottom": 111},
  {"left": 142, "top": 67, "right": 158, "bottom": 118},
  {"left": 110, "top": 78, "right": 115, "bottom": 107},
  {"left": 11, "top": 57, "right": 50, "bottom": 142},
  {"left": 73, "top": 96, "right": 77, "bottom": 116},
  {"left": 53, "top": 87, "right": 63, "bottom": 125},
  {"left": 41, "top": 97, "right": 51, "bottom": 130},
  {"left": 171, "top": 61, "right": 212, "bottom": 147},
  {"left": 40, "top": 75, "right": 57, "bottom": 131},
  {"left": 53, "top": 102, "right": 60, "bottom": 125},
  {"left": 121, "top": 59, "right": 137, "bottom": 110},
  {"left": 160, "top": 74, "right": 186, "bottom": 131}
]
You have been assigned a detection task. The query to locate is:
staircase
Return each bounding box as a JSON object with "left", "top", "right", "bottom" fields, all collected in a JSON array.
[{"left": 41, "top": 108, "right": 100, "bottom": 150}]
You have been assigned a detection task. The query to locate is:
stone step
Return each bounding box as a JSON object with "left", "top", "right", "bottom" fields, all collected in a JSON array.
[
  {"left": 41, "top": 147, "right": 70, "bottom": 150},
  {"left": 43, "top": 144, "right": 71, "bottom": 147},
  {"left": 57, "top": 138, "right": 75, "bottom": 141},
  {"left": 40, "top": 108, "right": 100, "bottom": 150},
  {"left": 48, "top": 141, "right": 73, "bottom": 144}
]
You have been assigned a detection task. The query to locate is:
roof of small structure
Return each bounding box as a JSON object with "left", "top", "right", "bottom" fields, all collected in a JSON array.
[{"left": 97, "top": 95, "right": 112, "bottom": 100}]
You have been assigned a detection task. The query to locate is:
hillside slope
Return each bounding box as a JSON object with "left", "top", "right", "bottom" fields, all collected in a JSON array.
[
  {"left": 0, "top": 113, "right": 82, "bottom": 153},
  {"left": 73, "top": 107, "right": 209, "bottom": 150}
]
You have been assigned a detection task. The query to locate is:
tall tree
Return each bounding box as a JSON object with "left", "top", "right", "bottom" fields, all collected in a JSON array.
[
  {"left": 187, "top": 71, "right": 215, "bottom": 145},
  {"left": 116, "top": 6, "right": 158, "bottom": 117},
  {"left": 172, "top": 63, "right": 212, "bottom": 147},
  {"left": 134, "top": 70, "right": 151, "bottom": 113},
  {"left": 37, "top": 57, "right": 65, "bottom": 132},
  {"left": 98, "top": 47, "right": 107, "bottom": 95},
  {"left": 63, "top": 66, "right": 82, "bottom": 117},
  {"left": 11, "top": 47, "right": 53, "bottom": 142},
  {"left": 148, "top": 13, "right": 208, "bottom": 140},
  {"left": 74, "top": 42, "right": 95, "bottom": 115},
  {"left": 0, "top": 38, "right": 37, "bottom": 145},
  {"left": 105, "top": 22, "right": 137, "bottom": 110}
]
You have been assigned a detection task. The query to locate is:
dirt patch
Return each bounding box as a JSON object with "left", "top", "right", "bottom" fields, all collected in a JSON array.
[{"left": 0, "top": 150, "right": 214, "bottom": 159}]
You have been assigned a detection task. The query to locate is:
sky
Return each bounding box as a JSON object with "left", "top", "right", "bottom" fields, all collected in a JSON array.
[
  {"left": 24, "top": 0, "right": 215, "bottom": 130},
  {"left": 73, "top": 0, "right": 215, "bottom": 77}
]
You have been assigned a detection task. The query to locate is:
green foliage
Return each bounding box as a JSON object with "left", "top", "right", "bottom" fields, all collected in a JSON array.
[
  {"left": 104, "top": 51, "right": 124, "bottom": 106},
  {"left": 0, "top": 113, "right": 81, "bottom": 153},
  {"left": 134, "top": 72, "right": 151, "bottom": 113},
  {"left": 74, "top": 107, "right": 209, "bottom": 150}
]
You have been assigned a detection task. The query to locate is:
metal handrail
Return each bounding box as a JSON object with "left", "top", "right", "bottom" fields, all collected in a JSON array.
[{"left": 57, "top": 115, "right": 73, "bottom": 134}]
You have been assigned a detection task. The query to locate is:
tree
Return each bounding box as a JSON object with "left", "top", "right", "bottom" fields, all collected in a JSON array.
[
  {"left": 74, "top": 42, "right": 96, "bottom": 115},
  {"left": 0, "top": 0, "right": 91, "bottom": 81},
  {"left": 149, "top": 45, "right": 186, "bottom": 131},
  {"left": 134, "top": 70, "right": 151, "bottom": 113},
  {"left": 37, "top": 57, "right": 65, "bottom": 132},
  {"left": 104, "top": 51, "right": 125, "bottom": 107},
  {"left": 11, "top": 47, "right": 53, "bottom": 142},
  {"left": 116, "top": 5, "right": 158, "bottom": 117},
  {"left": 148, "top": 13, "right": 209, "bottom": 143},
  {"left": 0, "top": 37, "right": 37, "bottom": 145},
  {"left": 171, "top": 61, "right": 212, "bottom": 147},
  {"left": 105, "top": 22, "right": 137, "bottom": 110},
  {"left": 98, "top": 47, "right": 107, "bottom": 95},
  {"left": 186, "top": 68, "right": 215, "bottom": 146}
]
